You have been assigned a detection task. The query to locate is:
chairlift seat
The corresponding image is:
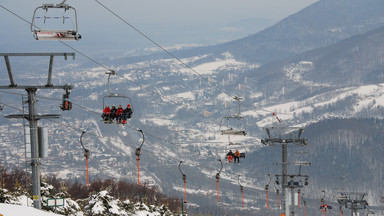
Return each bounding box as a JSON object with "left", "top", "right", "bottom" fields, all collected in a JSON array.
[{"left": 33, "top": 29, "right": 81, "bottom": 40}]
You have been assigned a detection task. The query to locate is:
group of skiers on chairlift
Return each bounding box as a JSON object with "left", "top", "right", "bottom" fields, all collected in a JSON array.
[
  {"left": 102, "top": 104, "right": 133, "bottom": 124},
  {"left": 226, "top": 149, "right": 245, "bottom": 163}
]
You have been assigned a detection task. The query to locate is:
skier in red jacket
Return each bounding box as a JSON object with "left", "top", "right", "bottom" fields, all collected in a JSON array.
[
  {"left": 102, "top": 106, "right": 111, "bottom": 121},
  {"left": 115, "top": 105, "right": 124, "bottom": 123}
]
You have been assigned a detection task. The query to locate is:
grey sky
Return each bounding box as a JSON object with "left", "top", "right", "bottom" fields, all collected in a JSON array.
[{"left": 0, "top": 0, "right": 318, "bottom": 57}]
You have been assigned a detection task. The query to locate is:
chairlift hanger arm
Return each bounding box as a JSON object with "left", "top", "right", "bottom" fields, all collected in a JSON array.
[
  {"left": 137, "top": 129, "right": 145, "bottom": 149},
  {"left": 135, "top": 129, "right": 145, "bottom": 156},
  {"left": 80, "top": 131, "right": 88, "bottom": 150},
  {"left": 79, "top": 131, "right": 90, "bottom": 158},
  {"left": 179, "top": 161, "right": 186, "bottom": 181},
  {"left": 237, "top": 175, "right": 243, "bottom": 189},
  {"left": 266, "top": 174, "right": 272, "bottom": 188},
  {"left": 216, "top": 159, "right": 223, "bottom": 179}
]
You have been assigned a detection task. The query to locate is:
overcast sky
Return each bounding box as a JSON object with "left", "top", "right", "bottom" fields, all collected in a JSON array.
[{"left": 0, "top": 0, "right": 319, "bottom": 57}]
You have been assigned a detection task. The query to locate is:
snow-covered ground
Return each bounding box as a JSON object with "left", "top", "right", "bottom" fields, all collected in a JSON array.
[
  {"left": 0, "top": 203, "right": 170, "bottom": 216},
  {"left": 0, "top": 203, "right": 62, "bottom": 216}
]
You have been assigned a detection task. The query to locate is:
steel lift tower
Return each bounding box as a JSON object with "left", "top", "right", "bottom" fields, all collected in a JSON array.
[
  {"left": 0, "top": 53, "right": 74, "bottom": 209},
  {"left": 261, "top": 126, "right": 309, "bottom": 216},
  {"left": 337, "top": 192, "right": 369, "bottom": 216}
]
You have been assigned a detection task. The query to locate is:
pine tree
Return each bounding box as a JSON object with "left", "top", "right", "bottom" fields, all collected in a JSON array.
[
  {"left": 53, "top": 183, "right": 83, "bottom": 216},
  {"left": 84, "top": 190, "right": 127, "bottom": 216}
]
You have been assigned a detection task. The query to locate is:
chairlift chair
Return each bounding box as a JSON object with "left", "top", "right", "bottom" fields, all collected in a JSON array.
[
  {"left": 219, "top": 96, "right": 247, "bottom": 136},
  {"left": 220, "top": 115, "right": 247, "bottom": 135},
  {"left": 102, "top": 71, "right": 134, "bottom": 124},
  {"left": 225, "top": 136, "right": 247, "bottom": 163},
  {"left": 60, "top": 89, "right": 72, "bottom": 111},
  {"left": 226, "top": 136, "right": 247, "bottom": 159},
  {"left": 31, "top": 0, "right": 81, "bottom": 40}
]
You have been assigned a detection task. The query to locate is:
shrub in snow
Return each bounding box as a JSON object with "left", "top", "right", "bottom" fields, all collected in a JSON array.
[
  {"left": 0, "top": 188, "right": 18, "bottom": 204},
  {"left": 134, "top": 201, "right": 150, "bottom": 211},
  {"left": 84, "top": 190, "right": 127, "bottom": 216},
  {"left": 53, "top": 191, "right": 83, "bottom": 216},
  {"left": 120, "top": 200, "right": 135, "bottom": 215}
]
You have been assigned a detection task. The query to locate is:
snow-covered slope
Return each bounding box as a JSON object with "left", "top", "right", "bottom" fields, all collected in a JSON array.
[{"left": 0, "top": 203, "right": 62, "bottom": 216}]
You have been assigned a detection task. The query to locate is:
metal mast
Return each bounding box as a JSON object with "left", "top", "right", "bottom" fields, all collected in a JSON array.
[
  {"left": 261, "top": 126, "right": 309, "bottom": 216},
  {"left": 0, "top": 53, "right": 74, "bottom": 209},
  {"left": 337, "top": 192, "right": 368, "bottom": 216}
]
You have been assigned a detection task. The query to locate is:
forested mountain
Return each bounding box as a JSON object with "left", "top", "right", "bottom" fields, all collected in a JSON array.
[
  {"left": 113, "top": 0, "right": 384, "bottom": 66},
  {"left": 220, "top": 0, "right": 384, "bottom": 63}
]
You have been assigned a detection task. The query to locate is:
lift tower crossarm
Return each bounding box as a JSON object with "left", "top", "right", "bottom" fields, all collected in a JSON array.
[{"left": 0, "top": 53, "right": 75, "bottom": 88}]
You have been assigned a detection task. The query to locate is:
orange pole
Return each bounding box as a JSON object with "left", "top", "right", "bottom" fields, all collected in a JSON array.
[
  {"left": 86, "top": 157, "right": 90, "bottom": 186},
  {"left": 321, "top": 201, "right": 324, "bottom": 216},
  {"left": 241, "top": 189, "right": 244, "bottom": 207},
  {"left": 137, "top": 156, "right": 140, "bottom": 186},
  {"left": 184, "top": 180, "right": 187, "bottom": 203},
  {"left": 277, "top": 192, "right": 280, "bottom": 208},
  {"left": 266, "top": 188, "right": 269, "bottom": 208},
  {"left": 340, "top": 207, "right": 343, "bottom": 216},
  {"left": 304, "top": 201, "right": 307, "bottom": 216},
  {"left": 217, "top": 179, "right": 220, "bottom": 202}
]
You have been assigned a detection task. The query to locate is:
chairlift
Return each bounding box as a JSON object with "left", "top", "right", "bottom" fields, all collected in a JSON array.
[
  {"left": 219, "top": 96, "right": 247, "bottom": 136},
  {"left": 60, "top": 89, "right": 72, "bottom": 111},
  {"left": 31, "top": 0, "right": 81, "bottom": 40},
  {"left": 225, "top": 136, "right": 247, "bottom": 162},
  {"left": 102, "top": 71, "right": 134, "bottom": 124}
]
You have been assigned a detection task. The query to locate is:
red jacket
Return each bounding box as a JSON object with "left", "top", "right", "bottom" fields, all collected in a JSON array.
[
  {"left": 103, "top": 107, "right": 111, "bottom": 114},
  {"left": 116, "top": 108, "right": 124, "bottom": 116}
]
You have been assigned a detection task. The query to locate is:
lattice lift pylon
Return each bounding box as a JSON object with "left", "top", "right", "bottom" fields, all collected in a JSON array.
[
  {"left": 261, "top": 126, "right": 309, "bottom": 216},
  {"left": 0, "top": 53, "right": 75, "bottom": 209}
]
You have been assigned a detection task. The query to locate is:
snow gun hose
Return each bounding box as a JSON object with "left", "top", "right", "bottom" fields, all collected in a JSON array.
[
  {"left": 304, "top": 201, "right": 307, "bottom": 216},
  {"left": 86, "top": 157, "right": 90, "bottom": 187},
  {"left": 298, "top": 192, "right": 301, "bottom": 209},
  {"left": 184, "top": 180, "right": 187, "bottom": 203},
  {"left": 217, "top": 179, "right": 220, "bottom": 202},
  {"left": 137, "top": 156, "right": 140, "bottom": 186},
  {"left": 322, "top": 201, "right": 324, "bottom": 216}
]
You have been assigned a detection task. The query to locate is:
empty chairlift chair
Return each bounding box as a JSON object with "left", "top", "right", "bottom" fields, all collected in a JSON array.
[
  {"left": 219, "top": 96, "right": 247, "bottom": 136},
  {"left": 31, "top": 0, "right": 81, "bottom": 40}
]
